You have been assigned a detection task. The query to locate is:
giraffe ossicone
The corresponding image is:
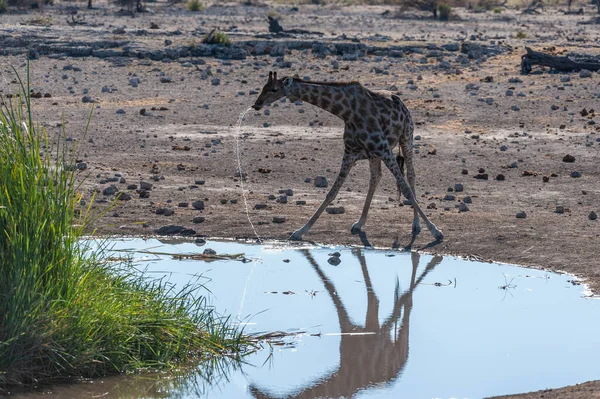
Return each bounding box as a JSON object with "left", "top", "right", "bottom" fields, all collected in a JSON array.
[{"left": 252, "top": 71, "right": 444, "bottom": 246}]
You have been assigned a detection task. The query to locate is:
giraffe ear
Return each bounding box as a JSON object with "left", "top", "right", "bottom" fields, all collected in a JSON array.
[
  {"left": 273, "top": 71, "right": 278, "bottom": 81},
  {"left": 284, "top": 77, "right": 293, "bottom": 88},
  {"left": 268, "top": 71, "right": 273, "bottom": 82}
]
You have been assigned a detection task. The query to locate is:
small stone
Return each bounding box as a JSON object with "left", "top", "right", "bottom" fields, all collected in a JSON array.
[
  {"left": 327, "top": 256, "right": 341, "bottom": 266},
  {"left": 551, "top": 104, "right": 559, "bottom": 111},
  {"left": 178, "top": 202, "right": 189, "bottom": 208},
  {"left": 499, "top": 145, "right": 508, "bottom": 151},
  {"left": 555, "top": 205, "right": 565, "bottom": 214},
  {"left": 211, "top": 78, "right": 220, "bottom": 86},
  {"left": 496, "top": 174, "right": 505, "bottom": 181},
  {"left": 192, "top": 200, "right": 205, "bottom": 210},
  {"left": 560, "top": 75, "right": 571, "bottom": 83},
  {"left": 463, "top": 196, "right": 472, "bottom": 204},
  {"left": 461, "top": 169, "right": 468, "bottom": 175},
  {"left": 156, "top": 225, "right": 185, "bottom": 235},
  {"left": 203, "top": 248, "right": 217, "bottom": 255},
  {"left": 127, "top": 184, "right": 138, "bottom": 190},
  {"left": 314, "top": 176, "right": 328, "bottom": 188},
  {"left": 579, "top": 69, "right": 593, "bottom": 78},
  {"left": 140, "top": 181, "right": 153, "bottom": 190},
  {"left": 589, "top": 211, "right": 597, "bottom": 221},
  {"left": 138, "top": 189, "right": 150, "bottom": 198},
  {"left": 562, "top": 154, "right": 575, "bottom": 162},
  {"left": 326, "top": 206, "right": 345, "bottom": 215},
  {"left": 443, "top": 194, "right": 456, "bottom": 201},
  {"left": 296, "top": 200, "right": 306, "bottom": 205},
  {"left": 272, "top": 216, "right": 286, "bottom": 224},
  {"left": 254, "top": 203, "right": 267, "bottom": 210},
  {"left": 454, "top": 183, "right": 464, "bottom": 192},
  {"left": 474, "top": 173, "right": 489, "bottom": 180},
  {"left": 570, "top": 171, "right": 581, "bottom": 178},
  {"left": 192, "top": 216, "right": 205, "bottom": 223},
  {"left": 542, "top": 176, "right": 550, "bottom": 183},
  {"left": 516, "top": 211, "right": 527, "bottom": 219},
  {"left": 458, "top": 202, "right": 469, "bottom": 212},
  {"left": 103, "top": 185, "right": 118, "bottom": 196},
  {"left": 82, "top": 95, "right": 94, "bottom": 103},
  {"left": 116, "top": 192, "right": 131, "bottom": 201}
]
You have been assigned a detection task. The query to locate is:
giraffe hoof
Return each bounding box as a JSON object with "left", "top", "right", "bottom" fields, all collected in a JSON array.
[
  {"left": 350, "top": 223, "right": 362, "bottom": 235},
  {"left": 289, "top": 231, "right": 304, "bottom": 241},
  {"left": 433, "top": 230, "right": 444, "bottom": 242}
]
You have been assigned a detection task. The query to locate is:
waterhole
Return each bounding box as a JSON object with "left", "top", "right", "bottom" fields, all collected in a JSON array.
[{"left": 11, "top": 239, "right": 600, "bottom": 399}]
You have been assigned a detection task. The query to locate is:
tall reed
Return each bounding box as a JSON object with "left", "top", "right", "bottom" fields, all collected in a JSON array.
[{"left": 0, "top": 69, "right": 250, "bottom": 390}]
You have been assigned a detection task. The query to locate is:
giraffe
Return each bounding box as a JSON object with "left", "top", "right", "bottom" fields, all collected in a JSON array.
[
  {"left": 250, "top": 250, "right": 443, "bottom": 399},
  {"left": 252, "top": 71, "right": 444, "bottom": 247}
]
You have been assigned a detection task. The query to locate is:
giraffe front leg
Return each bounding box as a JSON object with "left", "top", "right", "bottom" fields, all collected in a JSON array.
[
  {"left": 290, "top": 153, "right": 359, "bottom": 241},
  {"left": 351, "top": 158, "right": 381, "bottom": 235}
]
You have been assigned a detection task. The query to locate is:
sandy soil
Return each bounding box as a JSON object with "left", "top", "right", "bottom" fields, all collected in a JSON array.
[{"left": 1, "top": 1, "right": 600, "bottom": 396}]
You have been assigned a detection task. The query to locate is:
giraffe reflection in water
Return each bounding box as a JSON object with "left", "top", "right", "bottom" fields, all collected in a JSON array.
[{"left": 250, "top": 250, "right": 443, "bottom": 399}]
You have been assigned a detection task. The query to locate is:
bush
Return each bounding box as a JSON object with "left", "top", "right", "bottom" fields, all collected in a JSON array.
[
  {"left": 493, "top": 6, "right": 502, "bottom": 12},
  {"left": 0, "top": 68, "right": 251, "bottom": 390},
  {"left": 202, "top": 29, "right": 231, "bottom": 46},
  {"left": 515, "top": 30, "right": 528, "bottom": 39},
  {"left": 185, "top": 0, "right": 204, "bottom": 11},
  {"left": 0, "top": 0, "right": 7, "bottom": 12},
  {"left": 437, "top": 2, "right": 451, "bottom": 20}
]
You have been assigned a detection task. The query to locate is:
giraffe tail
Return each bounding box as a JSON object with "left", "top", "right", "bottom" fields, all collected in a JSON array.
[{"left": 395, "top": 153, "right": 405, "bottom": 201}]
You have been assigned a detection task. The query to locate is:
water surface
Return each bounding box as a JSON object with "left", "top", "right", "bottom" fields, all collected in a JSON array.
[{"left": 10, "top": 239, "right": 600, "bottom": 399}]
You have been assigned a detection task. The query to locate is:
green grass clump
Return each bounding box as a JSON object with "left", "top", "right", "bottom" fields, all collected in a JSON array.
[
  {"left": 515, "top": 30, "right": 528, "bottom": 39},
  {"left": 185, "top": 0, "right": 204, "bottom": 11},
  {"left": 202, "top": 29, "right": 232, "bottom": 46},
  {"left": 0, "top": 0, "right": 8, "bottom": 13},
  {"left": 0, "top": 69, "right": 251, "bottom": 391},
  {"left": 493, "top": 6, "right": 503, "bottom": 12},
  {"left": 437, "top": 2, "right": 451, "bottom": 20}
]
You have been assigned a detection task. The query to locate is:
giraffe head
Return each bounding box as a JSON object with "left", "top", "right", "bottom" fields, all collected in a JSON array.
[{"left": 252, "top": 71, "right": 289, "bottom": 110}]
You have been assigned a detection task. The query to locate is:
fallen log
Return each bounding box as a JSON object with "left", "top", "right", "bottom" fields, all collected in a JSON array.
[{"left": 520, "top": 46, "right": 600, "bottom": 74}]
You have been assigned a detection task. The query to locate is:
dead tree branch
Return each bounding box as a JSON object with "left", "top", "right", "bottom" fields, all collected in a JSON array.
[{"left": 521, "top": 46, "right": 600, "bottom": 74}]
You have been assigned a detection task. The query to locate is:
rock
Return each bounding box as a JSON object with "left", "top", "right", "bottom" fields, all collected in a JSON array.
[
  {"left": 462, "top": 169, "right": 468, "bottom": 175},
  {"left": 555, "top": 205, "right": 565, "bottom": 214},
  {"left": 296, "top": 200, "right": 306, "bottom": 205},
  {"left": 589, "top": 211, "right": 597, "bottom": 221},
  {"left": 192, "top": 200, "right": 205, "bottom": 210},
  {"left": 254, "top": 203, "right": 267, "bottom": 210},
  {"left": 272, "top": 216, "right": 286, "bottom": 224},
  {"left": 570, "top": 171, "right": 581, "bottom": 178},
  {"left": 516, "top": 211, "right": 527, "bottom": 219},
  {"left": 103, "top": 185, "right": 118, "bottom": 196},
  {"left": 82, "top": 95, "right": 94, "bottom": 103},
  {"left": 180, "top": 228, "right": 196, "bottom": 236},
  {"left": 326, "top": 206, "right": 345, "bottom": 214},
  {"left": 542, "top": 176, "right": 550, "bottom": 183},
  {"left": 160, "top": 76, "right": 173, "bottom": 83},
  {"left": 443, "top": 194, "right": 456, "bottom": 201},
  {"left": 474, "top": 173, "right": 489, "bottom": 180},
  {"left": 463, "top": 196, "right": 472, "bottom": 204},
  {"left": 140, "top": 181, "right": 153, "bottom": 190},
  {"left": 551, "top": 104, "right": 559, "bottom": 110},
  {"left": 116, "top": 192, "right": 131, "bottom": 201},
  {"left": 127, "top": 184, "right": 138, "bottom": 190},
  {"left": 279, "top": 189, "right": 293, "bottom": 196},
  {"left": 327, "top": 256, "right": 341, "bottom": 266},
  {"left": 560, "top": 75, "right": 571, "bottom": 83},
  {"left": 195, "top": 179, "right": 206, "bottom": 185},
  {"left": 156, "top": 225, "right": 185, "bottom": 235},
  {"left": 499, "top": 145, "right": 508, "bottom": 151},
  {"left": 314, "top": 176, "right": 328, "bottom": 188},
  {"left": 454, "top": 183, "right": 464, "bottom": 192},
  {"left": 496, "top": 174, "right": 505, "bottom": 181},
  {"left": 579, "top": 69, "right": 593, "bottom": 78},
  {"left": 211, "top": 78, "right": 220, "bottom": 86},
  {"left": 178, "top": 202, "right": 189, "bottom": 208},
  {"left": 276, "top": 195, "right": 288, "bottom": 204},
  {"left": 562, "top": 154, "right": 575, "bottom": 162},
  {"left": 139, "top": 189, "right": 150, "bottom": 198},
  {"left": 458, "top": 202, "right": 469, "bottom": 212},
  {"left": 203, "top": 248, "right": 217, "bottom": 255}
]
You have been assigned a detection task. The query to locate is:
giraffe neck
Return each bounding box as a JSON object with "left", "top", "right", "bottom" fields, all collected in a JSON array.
[{"left": 286, "top": 80, "right": 357, "bottom": 121}]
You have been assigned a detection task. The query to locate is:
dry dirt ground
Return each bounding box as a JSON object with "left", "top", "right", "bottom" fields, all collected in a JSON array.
[{"left": 1, "top": 1, "right": 600, "bottom": 396}]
